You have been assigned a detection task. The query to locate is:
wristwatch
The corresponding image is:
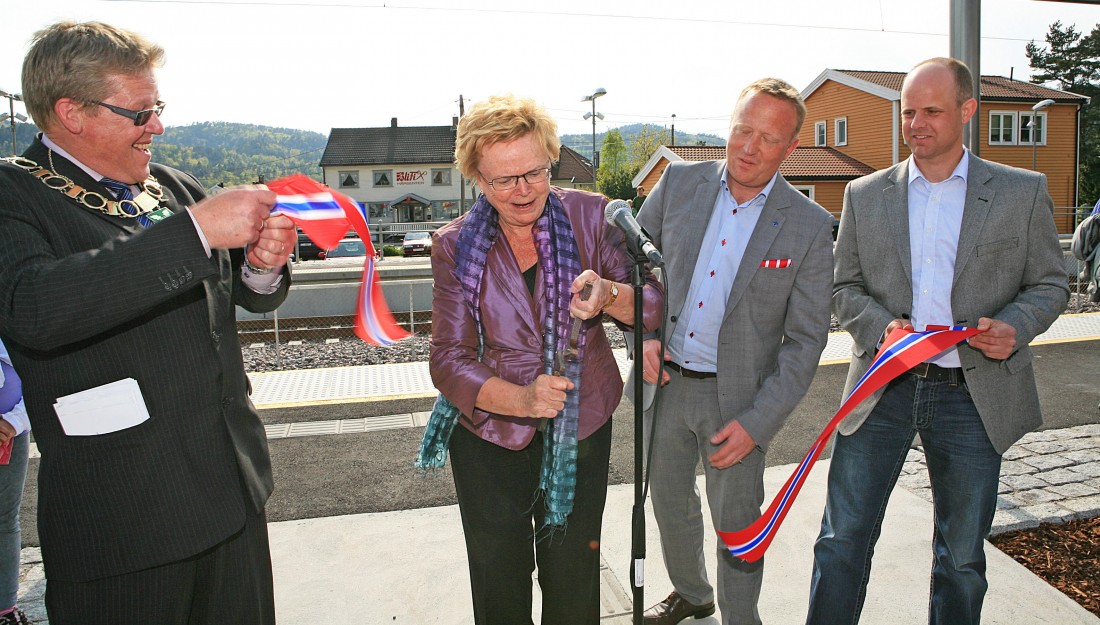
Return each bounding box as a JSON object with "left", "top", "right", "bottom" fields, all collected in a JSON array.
[{"left": 602, "top": 281, "right": 619, "bottom": 311}]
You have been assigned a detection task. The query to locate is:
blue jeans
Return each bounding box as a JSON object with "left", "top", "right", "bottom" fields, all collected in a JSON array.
[
  {"left": 806, "top": 374, "right": 1001, "bottom": 625},
  {"left": 0, "top": 432, "right": 28, "bottom": 609}
]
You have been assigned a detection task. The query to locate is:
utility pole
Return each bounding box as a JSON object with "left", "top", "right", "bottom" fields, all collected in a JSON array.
[{"left": 459, "top": 94, "right": 468, "bottom": 214}]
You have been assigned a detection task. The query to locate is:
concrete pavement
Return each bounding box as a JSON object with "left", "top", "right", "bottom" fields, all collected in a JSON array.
[{"left": 14, "top": 314, "right": 1100, "bottom": 623}]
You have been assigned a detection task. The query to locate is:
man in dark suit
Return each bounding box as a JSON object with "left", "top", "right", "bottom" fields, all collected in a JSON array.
[
  {"left": 636, "top": 79, "right": 835, "bottom": 625},
  {"left": 0, "top": 21, "right": 295, "bottom": 624},
  {"left": 805, "top": 58, "right": 1069, "bottom": 625}
]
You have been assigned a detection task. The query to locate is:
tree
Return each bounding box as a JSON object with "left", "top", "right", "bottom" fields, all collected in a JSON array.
[
  {"left": 597, "top": 129, "right": 633, "bottom": 198},
  {"left": 1027, "top": 21, "right": 1100, "bottom": 204},
  {"left": 627, "top": 124, "right": 666, "bottom": 174}
]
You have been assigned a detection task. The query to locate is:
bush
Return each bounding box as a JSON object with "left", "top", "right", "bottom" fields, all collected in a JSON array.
[{"left": 382, "top": 245, "right": 403, "bottom": 257}]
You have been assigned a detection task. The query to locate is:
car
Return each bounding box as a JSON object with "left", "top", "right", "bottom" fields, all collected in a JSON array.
[
  {"left": 402, "top": 231, "right": 433, "bottom": 257},
  {"left": 319, "top": 238, "right": 370, "bottom": 260}
]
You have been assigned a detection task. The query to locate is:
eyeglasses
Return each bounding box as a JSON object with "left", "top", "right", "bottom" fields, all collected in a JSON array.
[
  {"left": 85, "top": 99, "right": 166, "bottom": 126},
  {"left": 482, "top": 167, "right": 551, "bottom": 191}
]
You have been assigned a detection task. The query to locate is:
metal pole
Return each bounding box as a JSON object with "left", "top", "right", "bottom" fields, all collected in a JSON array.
[
  {"left": 8, "top": 98, "right": 15, "bottom": 156},
  {"left": 949, "top": 0, "right": 981, "bottom": 154},
  {"left": 273, "top": 309, "right": 283, "bottom": 370},
  {"left": 591, "top": 100, "right": 598, "bottom": 182}
]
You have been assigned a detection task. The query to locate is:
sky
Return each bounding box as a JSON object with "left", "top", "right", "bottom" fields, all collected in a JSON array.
[{"left": 2, "top": 0, "right": 1099, "bottom": 142}]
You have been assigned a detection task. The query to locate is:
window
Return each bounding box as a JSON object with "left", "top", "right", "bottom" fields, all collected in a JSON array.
[
  {"left": 372, "top": 170, "right": 393, "bottom": 188},
  {"left": 814, "top": 121, "right": 826, "bottom": 147},
  {"left": 338, "top": 171, "right": 359, "bottom": 188},
  {"left": 431, "top": 168, "right": 452, "bottom": 186},
  {"left": 368, "top": 202, "right": 389, "bottom": 219},
  {"left": 989, "top": 112, "right": 1017, "bottom": 145},
  {"left": 834, "top": 117, "right": 848, "bottom": 146},
  {"left": 1020, "top": 112, "right": 1047, "bottom": 146},
  {"left": 793, "top": 185, "right": 815, "bottom": 200}
]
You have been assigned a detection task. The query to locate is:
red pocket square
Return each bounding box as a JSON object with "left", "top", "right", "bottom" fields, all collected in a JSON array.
[{"left": 760, "top": 258, "right": 792, "bottom": 268}]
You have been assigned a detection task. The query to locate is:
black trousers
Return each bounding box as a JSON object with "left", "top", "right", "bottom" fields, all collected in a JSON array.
[
  {"left": 45, "top": 505, "right": 275, "bottom": 625},
  {"left": 449, "top": 419, "right": 613, "bottom": 625}
]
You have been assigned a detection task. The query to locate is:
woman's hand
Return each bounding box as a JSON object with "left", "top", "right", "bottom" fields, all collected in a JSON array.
[
  {"left": 570, "top": 270, "right": 612, "bottom": 320},
  {"left": 521, "top": 374, "right": 575, "bottom": 419}
]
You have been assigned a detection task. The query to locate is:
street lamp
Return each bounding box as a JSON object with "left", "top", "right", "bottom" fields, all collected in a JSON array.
[
  {"left": 671, "top": 113, "right": 676, "bottom": 146},
  {"left": 582, "top": 88, "right": 606, "bottom": 183},
  {"left": 0, "top": 89, "right": 25, "bottom": 157},
  {"left": 1030, "top": 98, "right": 1055, "bottom": 171}
]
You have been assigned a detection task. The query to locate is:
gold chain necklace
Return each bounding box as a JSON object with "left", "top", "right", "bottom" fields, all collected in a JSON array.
[{"left": 2, "top": 152, "right": 166, "bottom": 219}]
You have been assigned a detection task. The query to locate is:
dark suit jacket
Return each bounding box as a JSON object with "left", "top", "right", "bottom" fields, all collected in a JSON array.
[
  {"left": 0, "top": 139, "right": 288, "bottom": 581},
  {"left": 637, "top": 160, "right": 835, "bottom": 447},
  {"left": 429, "top": 187, "right": 663, "bottom": 450},
  {"left": 833, "top": 154, "right": 1069, "bottom": 453}
]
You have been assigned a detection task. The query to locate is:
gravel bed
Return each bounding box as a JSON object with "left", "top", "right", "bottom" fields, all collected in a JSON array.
[{"left": 243, "top": 295, "right": 1098, "bottom": 374}]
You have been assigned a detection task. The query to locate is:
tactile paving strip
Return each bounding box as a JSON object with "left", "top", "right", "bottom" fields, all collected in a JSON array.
[{"left": 250, "top": 314, "right": 1100, "bottom": 409}]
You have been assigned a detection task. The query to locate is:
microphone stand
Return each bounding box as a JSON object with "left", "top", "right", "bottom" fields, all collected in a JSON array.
[{"left": 627, "top": 245, "right": 649, "bottom": 625}]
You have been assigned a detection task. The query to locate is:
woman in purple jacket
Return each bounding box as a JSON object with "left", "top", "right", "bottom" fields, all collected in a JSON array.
[{"left": 423, "top": 94, "right": 663, "bottom": 624}]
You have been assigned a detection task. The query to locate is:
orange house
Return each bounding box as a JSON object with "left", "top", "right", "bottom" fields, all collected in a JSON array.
[
  {"left": 632, "top": 145, "right": 873, "bottom": 228},
  {"left": 800, "top": 69, "right": 1090, "bottom": 233}
]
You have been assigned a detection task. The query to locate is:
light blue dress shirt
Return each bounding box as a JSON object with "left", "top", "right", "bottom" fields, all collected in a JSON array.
[
  {"left": 907, "top": 150, "right": 969, "bottom": 367},
  {"left": 667, "top": 169, "right": 777, "bottom": 371}
]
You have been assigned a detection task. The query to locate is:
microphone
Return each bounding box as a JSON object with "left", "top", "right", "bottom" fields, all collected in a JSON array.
[{"left": 604, "top": 199, "right": 664, "bottom": 266}]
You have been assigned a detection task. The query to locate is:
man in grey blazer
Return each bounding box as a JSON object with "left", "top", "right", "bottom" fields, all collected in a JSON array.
[
  {"left": 805, "top": 58, "right": 1068, "bottom": 625},
  {"left": 0, "top": 22, "right": 296, "bottom": 623},
  {"left": 636, "top": 79, "right": 835, "bottom": 625}
]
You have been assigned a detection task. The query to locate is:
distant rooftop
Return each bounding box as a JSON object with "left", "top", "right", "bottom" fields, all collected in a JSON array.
[
  {"left": 554, "top": 145, "right": 594, "bottom": 184},
  {"left": 320, "top": 118, "right": 456, "bottom": 167},
  {"left": 833, "top": 70, "right": 1089, "bottom": 103},
  {"left": 664, "top": 145, "right": 873, "bottom": 179}
]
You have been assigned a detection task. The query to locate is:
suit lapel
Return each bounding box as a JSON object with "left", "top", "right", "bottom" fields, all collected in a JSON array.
[
  {"left": 724, "top": 177, "right": 788, "bottom": 314},
  {"left": 883, "top": 163, "right": 913, "bottom": 291},
  {"left": 671, "top": 162, "right": 723, "bottom": 315},
  {"left": 953, "top": 155, "right": 995, "bottom": 283},
  {"left": 24, "top": 140, "right": 144, "bottom": 234}
]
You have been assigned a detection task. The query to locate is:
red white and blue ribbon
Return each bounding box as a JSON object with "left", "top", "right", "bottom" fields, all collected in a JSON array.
[
  {"left": 267, "top": 175, "right": 411, "bottom": 346},
  {"left": 716, "top": 325, "right": 982, "bottom": 562}
]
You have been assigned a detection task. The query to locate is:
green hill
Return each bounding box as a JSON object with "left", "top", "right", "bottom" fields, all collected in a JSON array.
[
  {"left": 4, "top": 121, "right": 327, "bottom": 188},
  {"left": 561, "top": 123, "right": 725, "bottom": 160}
]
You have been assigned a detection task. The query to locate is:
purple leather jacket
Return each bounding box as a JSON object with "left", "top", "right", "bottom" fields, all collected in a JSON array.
[{"left": 429, "top": 187, "right": 664, "bottom": 450}]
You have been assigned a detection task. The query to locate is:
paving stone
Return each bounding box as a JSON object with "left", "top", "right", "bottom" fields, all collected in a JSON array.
[
  {"left": 990, "top": 508, "right": 1039, "bottom": 534},
  {"left": 1073, "top": 462, "right": 1100, "bottom": 478},
  {"left": 1048, "top": 482, "right": 1100, "bottom": 498},
  {"left": 1062, "top": 449, "right": 1100, "bottom": 464},
  {"left": 998, "top": 480, "right": 1012, "bottom": 495},
  {"left": 1088, "top": 478, "right": 1100, "bottom": 491},
  {"left": 1020, "top": 441, "right": 1067, "bottom": 455},
  {"left": 999, "top": 460, "right": 1038, "bottom": 476},
  {"left": 1035, "top": 467, "right": 1090, "bottom": 486},
  {"left": 1006, "top": 488, "right": 1061, "bottom": 506},
  {"left": 897, "top": 473, "right": 930, "bottom": 491},
  {"left": 1058, "top": 437, "right": 1100, "bottom": 452},
  {"left": 1066, "top": 424, "right": 1100, "bottom": 437},
  {"left": 999, "top": 474, "right": 1048, "bottom": 491},
  {"left": 1020, "top": 502, "right": 1077, "bottom": 524},
  {"left": 905, "top": 448, "right": 925, "bottom": 464},
  {"left": 995, "top": 496, "right": 1017, "bottom": 510},
  {"left": 1018, "top": 430, "right": 1059, "bottom": 444},
  {"left": 909, "top": 487, "right": 934, "bottom": 504},
  {"left": 1001, "top": 446, "right": 1033, "bottom": 461},
  {"left": 1019, "top": 454, "right": 1075, "bottom": 471},
  {"left": 1060, "top": 494, "right": 1100, "bottom": 517}
]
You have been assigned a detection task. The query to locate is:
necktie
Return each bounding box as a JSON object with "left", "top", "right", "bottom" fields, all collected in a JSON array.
[{"left": 101, "top": 177, "right": 153, "bottom": 227}]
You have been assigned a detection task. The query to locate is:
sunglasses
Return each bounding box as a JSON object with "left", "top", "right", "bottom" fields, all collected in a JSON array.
[{"left": 84, "top": 99, "right": 166, "bottom": 126}]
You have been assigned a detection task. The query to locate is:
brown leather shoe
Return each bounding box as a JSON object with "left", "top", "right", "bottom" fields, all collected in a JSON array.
[{"left": 643, "top": 591, "right": 716, "bottom": 624}]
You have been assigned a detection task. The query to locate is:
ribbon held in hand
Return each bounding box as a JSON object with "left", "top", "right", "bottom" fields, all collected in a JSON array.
[{"left": 716, "top": 325, "right": 982, "bottom": 562}]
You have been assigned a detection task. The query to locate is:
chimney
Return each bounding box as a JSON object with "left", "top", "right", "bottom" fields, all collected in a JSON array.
[
  {"left": 391, "top": 117, "right": 398, "bottom": 128},
  {"left": 453, "top": 116, "right": 459, "bottom": 128}
]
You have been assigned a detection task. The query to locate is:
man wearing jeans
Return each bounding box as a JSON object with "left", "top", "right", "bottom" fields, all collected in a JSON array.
[{"left": 805, "top": 57, "right": 1068, "bottom": 624}]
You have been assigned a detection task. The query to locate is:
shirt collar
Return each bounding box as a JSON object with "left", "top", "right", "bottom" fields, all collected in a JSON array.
[
  {"left": 721, "top": 167, "right": 779, "bottom": 207},
  {"left": 908, "top": 146, "right": 970, "bottom": 187},
  {"left": 41, "top": 133, "right": 110, "bottom": 183}
]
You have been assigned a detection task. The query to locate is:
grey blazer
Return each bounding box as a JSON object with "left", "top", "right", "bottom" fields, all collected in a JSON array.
[
  {"left": 833, "top": 153, "right": 1069, "bottom": 453},
  {"left": 636, "top": 160, "right": 834, "bottom": 447}
]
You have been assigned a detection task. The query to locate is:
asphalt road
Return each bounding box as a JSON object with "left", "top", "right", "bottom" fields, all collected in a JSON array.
[{"left": 15, "top": 339, "right": 1099, "bottom": 547}]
